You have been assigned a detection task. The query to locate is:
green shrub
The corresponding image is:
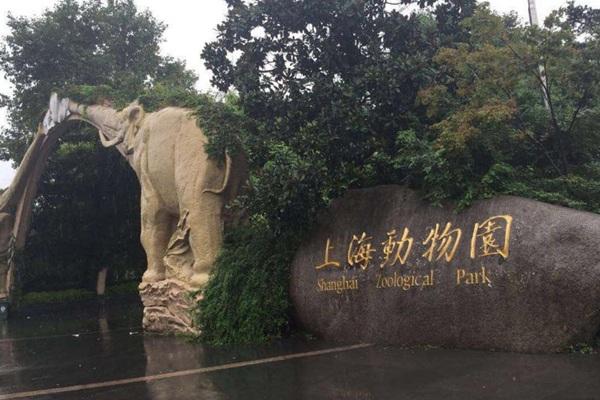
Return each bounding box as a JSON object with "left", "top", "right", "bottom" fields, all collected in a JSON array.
[
  {"left": 568, "top": 343, "right": 595, "bottom": 355},
  {"left": 194, "top": 221, "right": 302, "bottom": 345}
]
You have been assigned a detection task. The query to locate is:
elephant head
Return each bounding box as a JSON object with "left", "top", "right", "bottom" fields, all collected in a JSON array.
[{"left": 44, "top": 93, "right": 145, "bottom": 161}]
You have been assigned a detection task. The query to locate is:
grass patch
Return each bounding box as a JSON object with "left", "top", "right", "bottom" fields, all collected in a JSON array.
[
  {"left": 19, "top": 281, "right": 140, "bottom": 307},
  {"left": 106, "top": 281, "right": 140, "bottom": 297},
  {"left": 20, "top": 288, "right": 96, "bottom": 306}
]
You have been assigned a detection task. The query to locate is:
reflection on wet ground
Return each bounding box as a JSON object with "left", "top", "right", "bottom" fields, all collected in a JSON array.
[{"left": 0, "top": 300, "right": 599, "bottom": 400}]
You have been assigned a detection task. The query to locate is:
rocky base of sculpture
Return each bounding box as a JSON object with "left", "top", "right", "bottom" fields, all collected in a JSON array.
[
  {"left": 291, "top": 185, "right": 600, "bottom": 353},
  {"left": 139, "top": 279, "right": 201, "bottom": 335}
]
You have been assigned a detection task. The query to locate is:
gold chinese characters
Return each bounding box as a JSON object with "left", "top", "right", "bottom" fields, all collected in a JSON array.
[
  {"left": 470, "top": 215, "right": 512, "bottom": 259},
  {"left": 380, "top": 228, "right": 413, "bottom": 267},
  {"left": 315, "top": 215, "right": 513, "bottom": 270},
  {"left": 422, "top": 223, "right": 461, "bottom": 262},
  {"left": 347, "top": 233, "right": 375, "bottom": 270},
  {"left": 315, "top": 238, "right": 340, "bottom": 270}
]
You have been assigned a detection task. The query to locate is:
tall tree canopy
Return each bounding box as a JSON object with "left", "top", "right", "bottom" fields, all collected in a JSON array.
[
  {"left": 0, "top": 0, "right": 197, "bottom": 291},
  {"left": 203, "top": 0, "right": 600, "bottom": 226},
  {"left": 203, "top": 0, "right": 476, "bottom": 233},
  {"left": 417, "top": 2, "right": 600, "bottom": 209}
]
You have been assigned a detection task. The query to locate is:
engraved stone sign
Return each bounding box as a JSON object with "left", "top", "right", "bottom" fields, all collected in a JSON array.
[{"left": 290, "top": 185, "right": 600, "bottom": 352}]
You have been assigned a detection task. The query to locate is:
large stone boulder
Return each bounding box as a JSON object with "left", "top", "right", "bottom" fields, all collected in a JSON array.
[{"left": 290, "top": 185, "right": 600, "bottom": 352}]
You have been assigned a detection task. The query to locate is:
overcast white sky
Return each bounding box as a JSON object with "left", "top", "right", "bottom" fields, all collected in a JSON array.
[{"left": 0, "top": 0, "right": 598, "bottom": 188}]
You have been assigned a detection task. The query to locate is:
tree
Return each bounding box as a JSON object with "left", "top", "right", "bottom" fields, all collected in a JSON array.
[
  {"left": 0, "top": 0, "right": 197, "bottom": 293},
  {"left": 417, "top": 2, "right": 600, "bottom": 210},
  {"left": 203, "top": 0, "right": 476, "bottom": 232}
]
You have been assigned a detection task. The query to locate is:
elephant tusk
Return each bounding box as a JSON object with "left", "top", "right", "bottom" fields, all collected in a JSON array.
[
  {"left": 43, "top": 94, "right": 71, "bottom": 134},
  {"left": 98, "top": 130, "right": 124, "bottom": 147}
]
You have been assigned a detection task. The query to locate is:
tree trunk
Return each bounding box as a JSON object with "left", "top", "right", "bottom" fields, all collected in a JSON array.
[{"left": 96, "top": 267, "right": 108, "bottom": 296}]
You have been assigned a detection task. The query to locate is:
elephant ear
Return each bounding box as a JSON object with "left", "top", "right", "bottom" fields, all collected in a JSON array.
[
  {"left": 124, "top": 103, "right": 145, "bottom": 152},
  {"left": 127, "top": 103, "right": 145, "bottom": 128}
]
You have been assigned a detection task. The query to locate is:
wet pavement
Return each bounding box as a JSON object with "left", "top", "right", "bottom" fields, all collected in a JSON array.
[{"left": 0, "top": 300, "right": 599, "bottom": 399}]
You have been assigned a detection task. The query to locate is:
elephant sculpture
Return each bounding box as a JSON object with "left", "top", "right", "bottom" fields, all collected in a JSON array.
[{"left": 45, "top": 94, "right": 247, "bottom": 290}]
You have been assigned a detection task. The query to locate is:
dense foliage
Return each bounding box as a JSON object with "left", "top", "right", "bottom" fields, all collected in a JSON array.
[
  {"left": 0, "top": 0, "right": 196, "bottom": 291},
  {"left": 195, "top": 222, "right": 299, "bottom": 345},
  {"left": 203, "top": 0, "right": 477, "bottom": 232},
  {"left": 417, "top": 3, "right": 600, "bottom": 210}
]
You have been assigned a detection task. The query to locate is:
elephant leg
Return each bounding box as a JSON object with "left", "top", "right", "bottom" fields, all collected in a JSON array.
[
  {"left": 140, "top": 200, "right": 174, "bottom": 285},
  {"left": 187, "top": 193, "right": 224, "bottom": 289}
]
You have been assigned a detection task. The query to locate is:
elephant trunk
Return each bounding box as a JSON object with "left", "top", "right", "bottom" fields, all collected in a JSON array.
[{"left": 67, "top": 101, "right": 124, "bottom": 147}]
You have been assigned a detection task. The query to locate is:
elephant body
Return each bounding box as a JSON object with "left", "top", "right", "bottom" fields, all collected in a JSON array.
[
  {"left": 55, "top": 98, "right": 247, "bottom": 290},
  {"left": 129, "top": 107, "right": 231, "bottom": 287}
]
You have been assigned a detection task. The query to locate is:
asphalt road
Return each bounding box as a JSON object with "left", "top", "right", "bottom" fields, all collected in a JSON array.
[{"left": 1, "top": 300, "right": 599, "bottom": 400}]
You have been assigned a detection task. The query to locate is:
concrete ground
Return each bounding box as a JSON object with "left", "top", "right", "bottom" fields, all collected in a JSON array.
[{"left": 1, "top": 301, "right": 599, "bottom": 400}]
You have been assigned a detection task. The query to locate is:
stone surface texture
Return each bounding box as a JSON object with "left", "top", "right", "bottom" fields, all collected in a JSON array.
[
  {"left": 139, "top": 279, "right": 201, "bottom": 335},
  {"left": 290, "top": 185, "right": 600, "bottom": 352}
]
